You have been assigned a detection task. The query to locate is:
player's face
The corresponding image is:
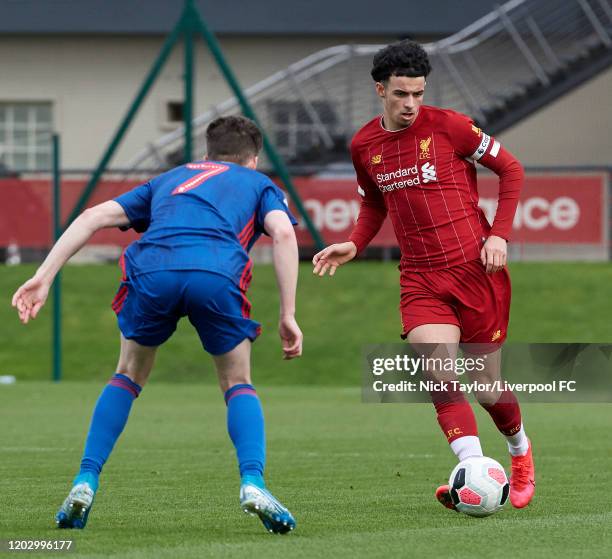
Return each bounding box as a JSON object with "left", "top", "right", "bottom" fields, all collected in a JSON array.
[{"left": 376, "top": 75, "right": 426, "bottom": 130}]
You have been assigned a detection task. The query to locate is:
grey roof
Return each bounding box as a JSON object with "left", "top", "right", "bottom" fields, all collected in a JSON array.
[{"left": 1, "top": 0, "right": 500, "bottom": 36}]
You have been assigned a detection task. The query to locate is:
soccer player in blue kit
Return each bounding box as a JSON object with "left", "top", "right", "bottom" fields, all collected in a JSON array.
[{"left": 12, "top": 116, "right": 302, "bottom": 534}]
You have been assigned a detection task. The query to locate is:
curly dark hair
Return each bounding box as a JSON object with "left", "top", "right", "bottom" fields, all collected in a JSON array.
[
  {"left": 206, "top": 115, "right": 263, "bottom": 164},
  {"left": 371, "top": 40, "right": 431, "bottom": 82}
]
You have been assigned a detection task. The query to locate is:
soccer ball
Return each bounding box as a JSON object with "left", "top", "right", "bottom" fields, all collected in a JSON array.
[{"left": 448, "top": 456, "right": 509, "bottom": 517}]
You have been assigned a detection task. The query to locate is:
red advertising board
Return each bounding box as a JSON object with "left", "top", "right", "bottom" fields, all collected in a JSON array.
[
  {"left": 0, "top": 179, "right": 141, "bottom": 248},
  {"left": 289, "top": 173, "right": 608, "bottom": 247},
  {"left": 0, "top": 173, "right": 607, "bottom": 249}
]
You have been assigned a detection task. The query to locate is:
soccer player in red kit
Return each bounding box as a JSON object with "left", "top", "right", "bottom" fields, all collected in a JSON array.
[{"left": 313, "top": 40, "right": 535, "bottom": 509}]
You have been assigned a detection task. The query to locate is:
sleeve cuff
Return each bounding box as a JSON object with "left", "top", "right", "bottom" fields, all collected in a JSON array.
[
  {"left": 348, "top": 235, "right": 367, "bottom": 255},
  {"left": 489, "top": 227, "right": 510, "bottom": 242}
]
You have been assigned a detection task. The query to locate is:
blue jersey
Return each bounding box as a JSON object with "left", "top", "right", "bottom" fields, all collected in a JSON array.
[{"left": 114, "top": 161, "right": 297, "bottom": 287}]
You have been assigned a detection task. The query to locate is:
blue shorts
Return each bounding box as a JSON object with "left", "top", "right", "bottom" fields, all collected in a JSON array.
[{"left": 112, "top": 269, "right": 261, "bottom": 355}]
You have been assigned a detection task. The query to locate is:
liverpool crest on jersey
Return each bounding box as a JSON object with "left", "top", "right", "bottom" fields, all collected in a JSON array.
[{"left": 419, "top": 137, "right": 431, "bottom": 159}]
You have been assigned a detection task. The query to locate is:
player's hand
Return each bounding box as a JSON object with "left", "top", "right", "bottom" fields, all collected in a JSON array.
[
  {"left": 279, "top": 315, "right": 303, "bottom": 360},
  {"left": 480, "top": 235, "right": 507, "bottom": 274},
  {"left": 312, "top": 241, "right": 358, "bottom": 276},
  {"left": 11, "top": 275, "right": 51, "bottom": 324}
]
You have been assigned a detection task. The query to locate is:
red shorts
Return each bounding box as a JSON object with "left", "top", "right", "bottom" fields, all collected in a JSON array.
[{"left": 399, "top": 259, "right": 511, "bottom": 347}]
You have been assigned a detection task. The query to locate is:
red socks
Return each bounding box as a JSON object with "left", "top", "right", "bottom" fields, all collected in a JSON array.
[
  {"left": 431, "top": 386, "right": 526, "bottom": 459},
  {"left": 431, "top": 385, "right": 478, "bottom": 443},
  {"left": 480, "top": 390, "right": 522, "bottom": 437}
]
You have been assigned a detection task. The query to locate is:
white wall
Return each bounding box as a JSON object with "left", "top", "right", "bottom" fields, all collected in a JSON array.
[
  {"left": 1, "top": 35, "right": 610, "bottom": 170},
  {"left": 498, "top": 66, "right": 612, "bottom": 167},
  {"left": 0, "top": 35, "right": 390, "bottom": 169}
]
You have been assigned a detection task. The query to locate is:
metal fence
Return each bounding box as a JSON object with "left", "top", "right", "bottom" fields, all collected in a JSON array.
[{"left": 126, "top": 0, "right": 612, "bottom": 171}]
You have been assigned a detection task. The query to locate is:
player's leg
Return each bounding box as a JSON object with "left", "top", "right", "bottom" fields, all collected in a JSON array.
[
  {"left": 213, "top": 339, "right": 264, "bottom": 483},
  {"left": 400, "top": 268, "right": 485, "bottom": 511},
  {"left": 212, "top": 340, "right": 295, "bottom": 534},
  {"left": 408, "top": 324, "right": 484, "bottom": 511},
  {"left": 185, "top": 271, "right": 294, "bottom": 533},
  {"left": 464, "top": 347, "right": 533, "bottom": 508},
  {"left": 466, "top": 348, "right": 529, "bottom": 456},
  {"left": 77, "top": 336, "right": 156, "bottom": 483},
  {"left": 57, "top": 270, "right": 180, "bottom": 529},
  {"left": 56, "top": 336, "right": 156, "bottom": 529},
  {"left": 408, "top": 324, "right": 484, "bottom": 462},
  {"left": 455, "top": 261, "right": 535, "bottom": 508}
]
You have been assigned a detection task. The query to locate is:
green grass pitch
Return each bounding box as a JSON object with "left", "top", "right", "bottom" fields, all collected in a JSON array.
[
  {"left": 3, "top": 262, "right": 612, "bottom": 383},
  {"left": 1, "top": 262, "right": 612, "bottom": 557},
  {"left": 1, "top": 384, "right": 611, "bottom": 558}
]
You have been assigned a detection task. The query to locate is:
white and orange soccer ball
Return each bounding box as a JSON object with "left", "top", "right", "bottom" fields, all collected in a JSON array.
[{"left": 449, "top": 456, "right": 510, "bottom": 517}]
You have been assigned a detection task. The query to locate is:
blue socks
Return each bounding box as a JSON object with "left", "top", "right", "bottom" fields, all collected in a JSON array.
[
  {"left": 73, "top": 378, "right": 265, "bottom": 492},
  {"left": 225, "top": 384, "right": 266, "bottom": 486},
  {"left": 74, "top": 374, "right": 142, "bottom": 491}
]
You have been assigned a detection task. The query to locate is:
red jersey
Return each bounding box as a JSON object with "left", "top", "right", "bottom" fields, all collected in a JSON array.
[{"left": 348, "top": 105, "right": 523, "bottom": 271}]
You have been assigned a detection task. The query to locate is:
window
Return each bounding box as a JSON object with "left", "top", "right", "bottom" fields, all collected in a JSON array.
[
  {"left": 166, "top": 101, "right": 184, "bottom": 123},
  {"left": 0, "top": 102, "right": 53, "bottom": 172},
  {"left": 159, "top": 100, "right": 186, "bottom": 132}
]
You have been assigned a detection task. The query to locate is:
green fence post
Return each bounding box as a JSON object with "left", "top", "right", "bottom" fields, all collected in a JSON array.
[
  {"left": 183, "top": 0, "right": 195, "bottom": 163},
  {"left": 64, "top": 19, "right": 184, "bottom": 229},
  {"left": 63, "top": 0, "right": 325, "bottom": 249},
  {"left": 192, "top": 10, "right": 325, "bottom": 250},
  {"left": 52, "top": 133, "right": 62, "bottom": 382}
]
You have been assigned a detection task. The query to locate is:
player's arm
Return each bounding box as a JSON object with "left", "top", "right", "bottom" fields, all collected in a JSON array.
[
  {"left": 478, "top": 145, "right": 523, "bottom": 273},
  {"left": 478, "top": 145, "right": 524, "bottom": 240},
  {"left": 11, "top": 201, "right": 129, "bottom": 324},
  {"left": 313, "top": 142, "right": 387, "bottom": 276},
  {"left": 449, "top": 115, "right": 524, "bottom": 273},
  {"left": 264, "top": 209, "right": 303, "bottom": 360}
]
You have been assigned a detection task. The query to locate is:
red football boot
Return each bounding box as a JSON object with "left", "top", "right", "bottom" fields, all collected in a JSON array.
[
  {"left": 435, "top": 485, "right": 457, "bottom": 511},
  {"left": 509, "top": 441, "right": 535, "bottom": 508}
]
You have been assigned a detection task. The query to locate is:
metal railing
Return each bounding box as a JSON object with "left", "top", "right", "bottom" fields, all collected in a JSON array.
[{"left": 127, "top": 0, "right": 612, "bottom": 171}]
